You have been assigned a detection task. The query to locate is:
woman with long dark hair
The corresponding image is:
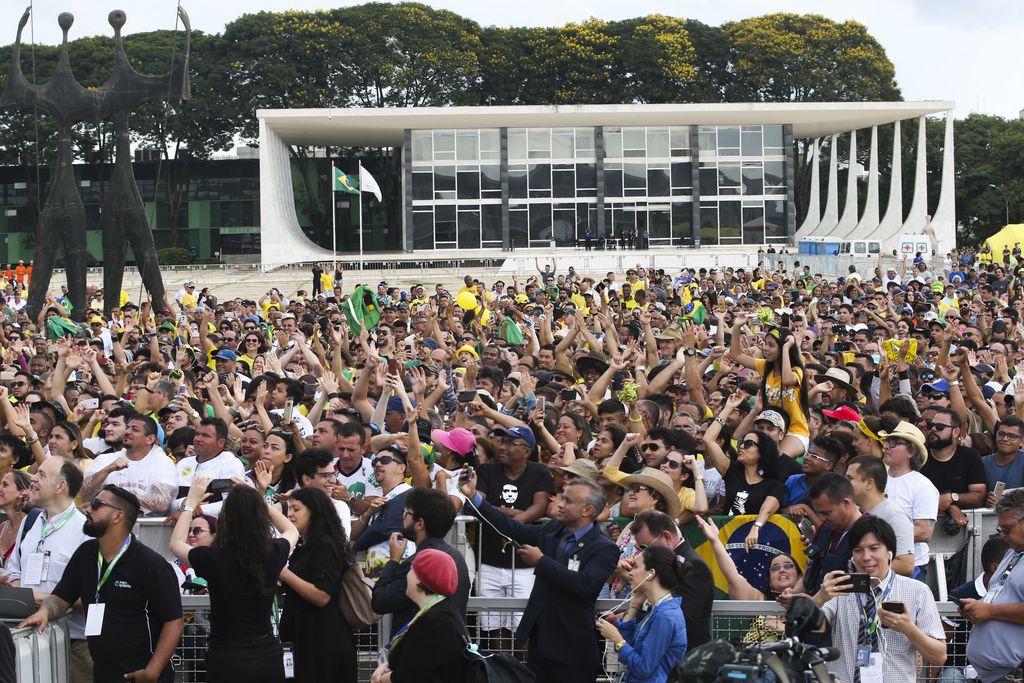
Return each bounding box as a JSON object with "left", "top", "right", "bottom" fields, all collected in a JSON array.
[
  {"left": 170, "top": 477, "right": 299, "bottom": 683},
  {"left": 730, "top": 320, "right": 810, "bottom": 459},
  {"left": 280, "top": 487, "right": 357, "bottom": 683},
  {"left": 0, "top": 470, "right": 30, "bottom": 565}
]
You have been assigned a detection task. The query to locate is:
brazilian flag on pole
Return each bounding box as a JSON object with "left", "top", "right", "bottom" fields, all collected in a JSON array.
[
  {"left": 333, "top": 167, "right": 360, "bottom": 195},
  {"left": 343, "top": 285, "right": 381, "bottom": 334}
]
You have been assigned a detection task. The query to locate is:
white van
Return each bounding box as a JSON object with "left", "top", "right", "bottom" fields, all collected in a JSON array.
[{"left": 837, "top": 240, "right": 882, "bottom": 257}]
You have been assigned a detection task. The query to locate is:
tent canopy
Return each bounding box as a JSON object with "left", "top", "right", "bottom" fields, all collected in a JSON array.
[{"left": 984, "top": 224, "right": 1024, "bottom": 257}]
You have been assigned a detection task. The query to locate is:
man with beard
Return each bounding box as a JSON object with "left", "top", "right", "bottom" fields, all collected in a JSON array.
[
  {"left": 370, "top": 487, "right": 470, "bottom": 636},
  {"left": 920, "top": 407, "right": 987, "bottom": 528},
  {"left": 7, "top": 458, "right": 91, "bottom": 683},
  {"left": 20, "top": 485, "right": 183, "bottom": 683},
  {"left": 83, "top": 406, "right": 132, "bottom": 456}
]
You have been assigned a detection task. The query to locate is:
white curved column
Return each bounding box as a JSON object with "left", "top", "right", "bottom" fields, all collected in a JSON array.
[
  {"left": 815, "top": 134, "right": 840, "bottom": 235},
  {"left": 849, "top": 125, "right": 880, "bottom": 239},
  {"left": 259, "top": 119, "right": 336, "bottom": 271},
  {"left": 868, "top": 119, "right": 904, "bottom": 246},
  {"left": 901, "top": 115, "right": 929, "bottom": 234},
  {"left": 926, "top": 111, "right": 957, "bottom": 255},
  {"left": 795, "top": 138, "right": 820, "bottom": 237},
  {"left": 827, "top": 130, "right": 859, "bottom": 238}
]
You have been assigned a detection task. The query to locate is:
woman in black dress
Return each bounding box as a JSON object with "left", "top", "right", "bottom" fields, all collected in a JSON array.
[
  {"left": 170, "top": 476, "right": 299, "bottom": 683},
  {"left": 371, "top": 548, "right": 468, "bottom": 683},
  {"left": 280, "top": 487, "right": 357, "bottom": 683}
]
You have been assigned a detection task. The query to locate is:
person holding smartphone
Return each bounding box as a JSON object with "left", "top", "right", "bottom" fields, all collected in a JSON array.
[{"left": 813, "top": 516, "right": 945, "bottom": 683}]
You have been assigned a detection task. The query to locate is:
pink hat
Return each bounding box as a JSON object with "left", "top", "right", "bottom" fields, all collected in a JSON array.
[
  {"left": 431, "top": 428, "right": 476, "bottom": 457},
  {"left": 411, "top": 549, "right": 458, "bottom": 596}
]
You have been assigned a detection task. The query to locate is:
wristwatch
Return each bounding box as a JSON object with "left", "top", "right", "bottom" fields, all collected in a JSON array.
[
  {"left": 683, "top": 348, "right": 696, "bottom": 357},
  {"left": 951, "top": 492, "right": 960, "bottom": 504},
  {"left": 614, "top": 640, "right": 626, "bottom": 652},
  {"left": 182, "top": 504, "right": 195, "bottom": 515}
]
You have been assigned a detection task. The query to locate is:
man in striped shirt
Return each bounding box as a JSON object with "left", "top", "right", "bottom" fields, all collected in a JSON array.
[{"left": 815, "top": 516, "right": 946, "bottom": 683}]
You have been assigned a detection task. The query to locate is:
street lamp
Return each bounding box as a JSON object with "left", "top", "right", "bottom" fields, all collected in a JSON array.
[{"left": 989, "top": 183, "right": 1010, "bottom": 226}]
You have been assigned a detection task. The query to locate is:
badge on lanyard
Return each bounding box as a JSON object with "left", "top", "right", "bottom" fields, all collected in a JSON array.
[
  {"left": 859, "top": 650, "right": 883, "bottom": 683},
  {"left": 23, "top": 551, "right": 50, "bottom": 585},
  {"left": 282, "top": 644, "right": 295, "bottom": 678},
  {"left": 85, "top": 604, "right": 105, "bottom": 637},
  {"left": 568, "top": 558, "right": 581, "bottom": 572}
]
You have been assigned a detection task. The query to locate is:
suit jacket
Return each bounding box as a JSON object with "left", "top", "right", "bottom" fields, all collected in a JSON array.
[
  {"left": 674, "top": 539, "right": 714, "bottom": 648},
  {"left": 471, "top": 496, "right": 618, "bottom": 666},
  {"left": 371, "top": 536, "right": 471, "bottom": 636}
]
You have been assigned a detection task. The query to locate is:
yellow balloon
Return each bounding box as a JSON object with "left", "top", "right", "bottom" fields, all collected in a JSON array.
[{"left": 456, "top": 291, "right": 478, "bottom": 310}]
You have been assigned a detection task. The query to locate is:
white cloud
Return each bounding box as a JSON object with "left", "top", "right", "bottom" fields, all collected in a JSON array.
[{"left": 5, "top": 0, "right": 1020, "bottom": 119}]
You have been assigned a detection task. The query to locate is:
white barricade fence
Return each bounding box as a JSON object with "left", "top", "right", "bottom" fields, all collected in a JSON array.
[{"left": 3, "top": 616, "right": 70, "bottom": 683}]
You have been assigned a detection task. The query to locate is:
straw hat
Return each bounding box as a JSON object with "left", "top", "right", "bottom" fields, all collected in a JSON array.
[
  {"left": 814, "top": 367, "right": 859, "bottom": 396},
  {"left": 619, "top": 467, "right": 681, "bottom": 518},
  {"left": 878, "top": 420, "right": 928, "bottom": 467}
]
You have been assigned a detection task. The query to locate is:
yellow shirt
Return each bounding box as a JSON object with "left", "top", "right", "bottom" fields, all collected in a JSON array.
[
  {"left": 602, "top": 463, "right": 697, "bottom": 512},
  {"left": 753, "top": 358, "right": 809, "bottom": 437},
  {"left": 181, "top": 292, "right": 198, "bottom": 309}
]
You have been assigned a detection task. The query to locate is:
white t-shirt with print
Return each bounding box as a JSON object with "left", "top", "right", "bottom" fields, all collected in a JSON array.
[
  {"left": 172, "top": 451, "right": 247, "bottom": 511},
  {"left": 335, "top": 457, "right": 383, "bottom": 501},
  {"left": 89, "top": 445, "right": 179, "bottom": 515},
  {"left": 885, "top": 469, "right": 939, "bottom": 567}
]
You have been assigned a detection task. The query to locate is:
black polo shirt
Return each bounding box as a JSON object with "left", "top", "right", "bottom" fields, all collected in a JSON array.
[{"left": 53, "top": 535, "right": 182, "bottom": 682}]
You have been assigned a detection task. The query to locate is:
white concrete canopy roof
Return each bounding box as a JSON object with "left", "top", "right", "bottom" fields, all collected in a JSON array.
[{"left": 257, "top": 101, "right": 954, "bottom": 146}]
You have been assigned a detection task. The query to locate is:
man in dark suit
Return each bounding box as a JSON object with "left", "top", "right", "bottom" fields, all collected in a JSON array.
[
  {"left": 631, "top": 510, "right": 715, "bottom": 647},
  {"left": 461, "top": 468, "right": 617, "bottom": 683},
  {"left": 370, "top": 487, "right": 471, "bottom": 636}
]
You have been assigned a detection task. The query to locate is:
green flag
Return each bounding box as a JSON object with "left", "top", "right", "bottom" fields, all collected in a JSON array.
[
  {"left": 343, "top": 285, "right": 381, "bottom": 333},
  {"left": 333, "top": 167, "right": 360, "bottom": 194}
]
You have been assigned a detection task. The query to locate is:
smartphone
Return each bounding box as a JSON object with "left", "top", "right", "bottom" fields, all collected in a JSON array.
[
  {"left": 993, "top": 481, "right": 1007, "bottom": 505},
  {"left": 387, "top": 358, "right": 400, "bottom": 375},
  {"left": 881, "top": 601, "right": 906, "bottom": 614},
  {"left": 282, "top": 399, "right": 294, "bottom": 424},
  {"left": 560, "top": 389, "right": 578, "bottom": 402},
  {"left": 537, "top": 396, "right": 546, "bottom": 412},
  {"left": 80, "top": 398, "right": 99, "bottom": 410},
  {"left": 0, "top": 371, "right": 15, "bottom": 381},
  {"left": 834, "top": 341, "right": 851, "bottom": 352},
  {"left": 846, "top": 573, "right": 872, "bottom": 594},
  {"left": 798, "top": 517, "right": 814, "bottom": 541},
  {"left": 459, "top": 466, "right": 474, "bottom": 483},
  {"left": 181, "top": 579, "right": 208, "bottom": 592},
  {"left": 208, "top": 479, "right": 234, "bottom": 495},
  {"left": 949, "top": 596, "right": 965, "bottom": 608},
  {"left": 457, "top": 390, "right": 478, "bottom": 404}
]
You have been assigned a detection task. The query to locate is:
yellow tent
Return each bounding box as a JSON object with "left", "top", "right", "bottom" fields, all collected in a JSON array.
[{"left": 984, "top": 224, "right": 1024, "bottom": 258}]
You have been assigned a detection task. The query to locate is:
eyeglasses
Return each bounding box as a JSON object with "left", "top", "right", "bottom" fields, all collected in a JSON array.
[
  {"left": 640, "top": 443, "right": 662, "bottom": 452},
  {"left": 883, "top": 438, "right": 910, "bottom": 449},
  {"left": 627, "top": 484, "right": 653, "bottom": 495},
  {"left": 770, "top": 562, "right": 797, "bottom": 573},
  {"left": 188, "top": 527, "right": 210, "bottom": 536},
  {"left": 806, "top": 451, "right": 831, "bottom": 463},
  {"left": 87, "top": 498, "right": 121, "bottom": 512},
  {"left": 497, "top": 438, "right": 529, "bottom": 449},
  {"left": 374, "top": 455, "right": 399, "bottom": 466},
  {"left": 314, "top": 471, "right": 339, "bottom": 480},
  {"left": 739, "top": 439, "right": 758, "bottom": 449},
  {"left": 927, "top": 422, "right": 952, "bottom": 432},
  {"left": 996, "top": 516, "right": 1024, "bottom": 536},
  {"left": 659, "top": 457, "right": 682, "bottom": 470},
  {"left": 997, "top": 432, "right": 1023, "bottom": 441}
]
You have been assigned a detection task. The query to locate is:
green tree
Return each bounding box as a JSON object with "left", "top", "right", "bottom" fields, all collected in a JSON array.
[{"left": 605, "top": 15, "right": 697, "bottom": 104}]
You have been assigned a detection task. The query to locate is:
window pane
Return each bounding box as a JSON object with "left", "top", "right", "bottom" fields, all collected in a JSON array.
[
  {"left": 529, "top": 204, "right": 551, "bottom": 242},
  {"left": 413, "top": 210, "right": 433, "bottom": 250},
  {"left": 671, "top": 162, "right": 692, "bottom": 191},
  {"left": 576, "top": 163, "right": 596, "bottom": 190},
  {"left": 624, "top": 162, "right": 646, "bottom": 190},
  {"left": 434, "top": 130, "right": 455, "bottom": 156},
  {"left": 509, "top": 207, "right": 528, "bottom": 248},
  {"left": 718, "top": 163, "right": 741, "bottom": 195},
  {"left": 604, "top": 128, "right": 623, "bottom": 158},
  {"left": 509, "top": 167, "right": 527, "bottom": 198},
  {"left": 480, "top": 129, "right": 500, "bottom": 158},
  {"left": 529, "top": 163, "right": 551, "bottom": 190},
  {"left": 457, "top": 170, "right": 480, "bottom": 200},
  {"left": 647, "top": 128, "right": 670, "bottom": 158},
  {"left": 672, "top": 201, "right": 692, "bottom": 245},
  {"left": 458, "top": 209, "right": 480, "bottom": 249},
  {"left": 650, "top": 209, "right": 670, "bottom": 238},
  {"left": 412, "top": 172, "right": 432, "bottom": 201},
  {"left": 699, "top": 203, "right": 718, "bottom": 245},
  {"left": 553, "top": 129, "right": 574, "bottom": 159},
  {"left": 605, "top": 169, "right": 623, "bottom": 198},
  {"left": 765, "top": 160, "right": 785, "bottom": 189},
  {"left": 528, "top": 129, "right": 550, "bottom": 158},
  {"left": 482, "top": 204, "right": 502, "bottom": 243},
  {"left": 698, "top": 126, "right": 716, "bottom": 152},
  {"left": 553, "top": 209, "right": 575, "bottom": 246},
  {"left": 719, "top": 201, "right": 741, "bottom": 241},
  {"left": 764, "top": 125, "right": 784, "bottom": 151},
  {"left": 481, "top": 165, "right": 501, "bottom": 193},
  {"left": 741, "top": 129, "right": 763, "bottom": 156},
  {"left": 575, "top": 128, "right": 595, "bottom": 156},
  {"left": 766, "top": 200, "right": 786, "bottom": 238},
  {"left": 648, "top": 168, "right": 670, "bottom": 197},
  {"left": 435, "top": 204, "right": 456, "bottom": 244},
  {"left": 412, "top": 131, "right": 432, "bottom": 162},
  {"left": 699, "top": 165, "right": 718, "bottom": 196},
  {"left": 718, "top": 126, "right": 740, "bottom": 149},
  {"left": 508, "top": 131, "right": 527, "bottom": 160},
  {"left": 742, "top": 164, "right": 764, "bottom": 195},
  {"left": 553, "top": 169, "right": 575, "bottom": 198},
  {"left": 670, "top": 126, "right": 691, "bottom": 154},
  {"left": 743, "top": 205, "right": 765, "bottom": 244},
  {"left": 434, "top": 166, "right": 455, "bottom": 192},
  {"left": 456, "top": 131, "right": 479, "bottom": 161},
  {"left": 623, "top": 127, "right": 646, "bottom": 152}
]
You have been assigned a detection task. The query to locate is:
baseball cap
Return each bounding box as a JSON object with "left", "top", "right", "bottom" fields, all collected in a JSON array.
[
  {"left": 214, "top": 349, "right": 237, "bottom": 361},
  {"left": 754, "top": 410, "right": 786, "bottom": 432},
  {"left": 491, "top": 425, "right": 536, "bottom": 450}
]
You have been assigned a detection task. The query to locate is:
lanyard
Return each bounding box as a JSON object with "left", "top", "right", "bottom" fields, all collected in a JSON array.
[
  {"left": 856, "top": 577, "right": 894, "bottom": 640},
  {"left": 636, "top": 592, "right": 674, "bottom": 637},
  {"left": 37, "top": 507, "right": 76, "bottom": 549},
  {"left": 387, "top": 595, "right": 443, "bottom": 654},
  {"left": 95, "top": 535, "right": 132, "bottom": 602}
]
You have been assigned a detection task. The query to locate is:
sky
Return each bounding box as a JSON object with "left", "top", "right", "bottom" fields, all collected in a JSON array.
[{"left": 4, "top": 0, "right": 1022, "bottom": 120}]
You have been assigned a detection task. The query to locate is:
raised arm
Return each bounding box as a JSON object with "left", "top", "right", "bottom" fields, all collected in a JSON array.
[
  {"left": 694, "top": 516, "right": 762, "bottom": 600},
  {"left": 730, "top": 315, "right": 758, "bottom": 370}
]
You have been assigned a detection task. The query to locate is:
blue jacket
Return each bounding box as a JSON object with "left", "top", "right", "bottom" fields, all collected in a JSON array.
[{"left": 618, "top": 596, "right": 688, "bottom": 683}]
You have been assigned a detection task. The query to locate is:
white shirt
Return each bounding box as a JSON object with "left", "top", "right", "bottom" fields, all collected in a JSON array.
[
  {"left": 82, "top": 436, "right": 118, "bottom": 457},
  {"left": 172, "top": 450, "right": 246, "bottom": 512},
  {"left": 336, "top": 457, "right": 383, "bottom": 501},
  {"left": 270, "top": 408, "right": 313, "bottom": 438},
  {"left": 88, "top": 445, "right": 179, "bottom": 515},
  {"left": 885, "top": 469, "right": 939, "bottom": 566},
  {"left": 332, "top": 499, "right": 353, "bottom": 540},
  {"left": 8, "top": 503, "right": 89, "bottom": 639}
]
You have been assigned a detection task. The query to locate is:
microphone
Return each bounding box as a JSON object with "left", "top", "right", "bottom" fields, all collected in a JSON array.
[{"left": 803, "top": 646, "right": 841, "bottom": 663}]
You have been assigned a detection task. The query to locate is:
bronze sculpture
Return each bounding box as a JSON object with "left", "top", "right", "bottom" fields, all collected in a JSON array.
[{"left": 0, "top": 7, "right": 191, "bottom": 318}]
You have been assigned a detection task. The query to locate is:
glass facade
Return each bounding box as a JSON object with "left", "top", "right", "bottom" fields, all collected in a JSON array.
[{"left": 407, "top": 123, "right": 790, "bottom": 250}]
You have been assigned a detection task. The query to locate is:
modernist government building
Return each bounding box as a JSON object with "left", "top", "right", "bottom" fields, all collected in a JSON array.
[{"left": 258, "top": 102, "right": 956, "bottom": 269}]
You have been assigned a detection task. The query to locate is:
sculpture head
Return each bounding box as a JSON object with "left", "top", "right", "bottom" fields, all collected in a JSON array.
[
  {"left": 57, "top": 12, "right": 74, "bottom": 40},
  {"left": 108, "top": 10, "right": 126, "bottom": 34}
]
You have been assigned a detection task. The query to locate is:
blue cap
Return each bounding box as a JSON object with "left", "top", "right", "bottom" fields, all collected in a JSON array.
[
  {"left": 924, "top": 378, "right": 950, "bottom": 394},
  {"left": 491, "top": 425, "right": 536, "bottom": 450},
  {"left": 422, "top": 337, "right": 438, "bottom": 349},
  {"left": 386, "top": 396, "right": 406, "bottom": 413},
  {"left": 214, "top": 349, "right": 237, "bottom": 361}
]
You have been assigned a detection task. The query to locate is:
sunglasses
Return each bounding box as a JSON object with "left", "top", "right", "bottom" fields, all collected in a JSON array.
[
  {"left": 374, "top": 455, "right": 400, "bottom": 466},
  {"left": 738, "top": 438, "right": 758, "bottom": 449},
  {"left": 640, "top": 443, "right": 662, "bottom": 452},
  {"left": 927, "top": 422, "right": 952, "bottom": 432},
  {"left": 87, "top": 498, "right": 121, "bottom": 512},
  {"left": 627, "top": 484, "right": 653, "bottom": 495},
  {"left": 659, "top": 457, "right": 682, "bottom": 470},
  {"left": 188, "top": 527, "right": 210, "bottom": 536}
]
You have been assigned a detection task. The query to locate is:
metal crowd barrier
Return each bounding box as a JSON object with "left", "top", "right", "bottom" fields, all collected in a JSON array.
[{"left": 2, "top": 616, "right": 71, "bottom": 683}]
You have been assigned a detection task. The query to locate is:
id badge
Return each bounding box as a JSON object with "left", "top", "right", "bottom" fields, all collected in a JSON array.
[
  {"left": 85, "top": 603, "right": 105, "bottom": 637},
  {"left": 23, "top": 551, "right": 48, "bottom": 585},
  {"left": 860, "top": 650, "right": 883, "bottom": 683},
  {"left": 567, "top": 558, "right": 581, "bottom": 572},
  {"left": 282, "top": 643, "right": 295, "bottom": 679}
]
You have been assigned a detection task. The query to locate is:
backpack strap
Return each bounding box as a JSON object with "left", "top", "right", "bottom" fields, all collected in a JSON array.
[{"left": 19, "top": 507, "right": 43, "bottom": 543}]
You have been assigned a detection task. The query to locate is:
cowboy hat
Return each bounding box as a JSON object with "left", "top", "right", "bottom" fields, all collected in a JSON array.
[
  {"left": 558, "top": 459, "right": 600, "bottom": 482},
  {"left": 619, "top": 468, "right": 681, "bottom": 518},
  {"left": 814, "top": 367, "right": 859, "bottom": 396},
  {"left": 878, "top": 420, "right": 928, "bottom": 467},
  {"left": 574, "top": 350, "right": 609, "bottom": 377}
]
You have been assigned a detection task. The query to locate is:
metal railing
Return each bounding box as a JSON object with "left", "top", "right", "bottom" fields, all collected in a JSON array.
[{"left": 2, "top": 616, "right": 71, "bottom": 683}]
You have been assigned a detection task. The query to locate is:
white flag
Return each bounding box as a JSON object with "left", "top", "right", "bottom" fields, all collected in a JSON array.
[{"left": 359, "top": 166, "right": 382, "bottom": 203}]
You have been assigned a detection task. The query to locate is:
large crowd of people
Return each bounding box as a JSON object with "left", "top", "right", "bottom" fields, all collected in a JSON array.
[{"left": 0, "top": 246, "right": 1022, "bottom": 683}]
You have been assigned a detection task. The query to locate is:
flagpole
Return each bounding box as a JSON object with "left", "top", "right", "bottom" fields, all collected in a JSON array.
[
  {"left": 331, "top": 166, "right": 338, "bottom": 274},
  {"left": 358, "top": 159, "right": 364, "bottom": 274}
]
